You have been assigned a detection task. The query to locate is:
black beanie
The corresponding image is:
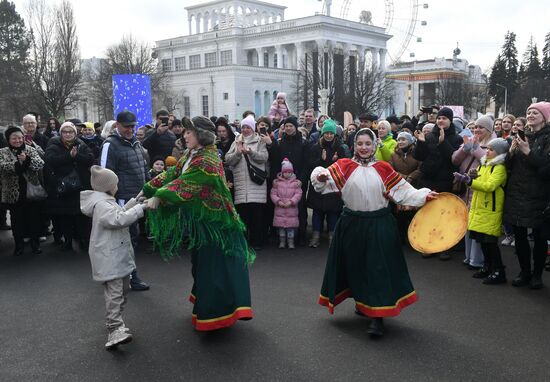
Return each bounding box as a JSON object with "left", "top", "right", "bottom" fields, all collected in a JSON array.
[
  {"left": 437, "top": 107, "right": 453, "bottom": 121},
  {"left": 283, "top": 115, "right": 299, "bottom": 128}
]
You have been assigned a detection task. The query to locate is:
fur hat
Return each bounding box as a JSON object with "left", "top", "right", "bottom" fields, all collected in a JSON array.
[
  {"left": 240, "top": 115, "right": 257, "bottom": 131},
  {"left": 90, "top": 165, "right": 119, "bottom": 193},
  {"left": 190, "top": 116, "right": 216, "bottom": 146},
  {"left": 397, "top": 131, "right": 415, "bottom": 145},
  {"left": 321, "top": 119, "right": 337, "bottom": 136},
  {"left": 437, "top": 107, "right": 454, "bottom": 121},
  {"left": 276, "top": 92, "right": 287, "bottom": 100},
  {"left": 60, "top": 121, "right": 78, "bottom": 135},
  {"left": 475, "top": 115, "right": 494, "bottom": 132},
  {"left": 4, "top": 126, "right": 24, "bottom": 140},
  {"left": 527, "top": 102, "right": 550, "bottom": 123},
  {"left": 281, "top": 157, "right": 294, "bottom": 173},
  {"left": 487, "top": 138, "right": 509, "bottom": 155}
]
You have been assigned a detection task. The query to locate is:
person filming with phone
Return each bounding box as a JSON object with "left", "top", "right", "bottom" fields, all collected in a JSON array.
[{"left": 142, "top": 109, "right": 177, "bottom": 161}]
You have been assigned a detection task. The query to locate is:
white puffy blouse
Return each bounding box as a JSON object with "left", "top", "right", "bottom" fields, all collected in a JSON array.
[{"left": 310, "top": 159, "right": 431, "bottom": 212}]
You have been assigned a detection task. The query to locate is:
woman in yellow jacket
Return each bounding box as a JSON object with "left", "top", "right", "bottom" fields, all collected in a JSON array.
[{"left": 453, "top": 138, "right": 509, "bottom": 285}]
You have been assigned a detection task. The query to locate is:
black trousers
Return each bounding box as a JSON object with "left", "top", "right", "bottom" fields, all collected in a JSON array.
[
  {"left": 9, "top": 201, "right": 42, "bottom": 249},
  {"left": 513, "top": 226, "right": 547, "bottom": 277},
  {"left": 52, "top": 214, "right": 92, "bottom": 244},
  {"left": 236, "top": 203, "right": 265, "bottom": 247},
  {"left": 480, "top": 242, "right": 504, "bottom": 271}
]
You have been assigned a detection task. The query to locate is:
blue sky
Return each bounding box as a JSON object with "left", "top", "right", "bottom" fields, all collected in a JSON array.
[{"left": 12, "top": 0, "right": 549, "bottom": 71}]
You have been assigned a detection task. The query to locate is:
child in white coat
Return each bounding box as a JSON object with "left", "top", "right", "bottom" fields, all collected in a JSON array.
[{"left": 80, "top": 165, "right": 148, "bottom": 350}]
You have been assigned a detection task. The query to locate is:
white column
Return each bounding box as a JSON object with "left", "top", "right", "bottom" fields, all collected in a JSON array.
[
  {"left": 295, "top": 42, "right": 305, "bottom": 71},
  {"left": 371, "top": 48, "right": 379, "bottom": 69},
  {"left": 379, "top": 48, "right": 386, "bottom": 72},
  {"left": 195, "top": 16, "right": 201, "bottom": 34},
  {"left": 188, "top": 17, "right": 193, "bottom": 35},
  {"left": 257, "top": 48, "right": 264, "bottom": 67},
  {"left": 203, "top": 14, "right": 209, "bottom": 33},
  {"left": 275, "top": 45, "right": 284, "bottom": 69}
]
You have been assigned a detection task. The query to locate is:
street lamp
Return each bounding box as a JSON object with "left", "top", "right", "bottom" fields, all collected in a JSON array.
[{"left": 496, "top": 83, "right": 507, "bottom": 116}]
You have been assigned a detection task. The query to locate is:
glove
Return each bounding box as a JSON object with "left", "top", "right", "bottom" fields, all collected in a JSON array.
[
  {"left": 453, "top": 172, "right": 470, "bottom": 184},
  {"left": 467, "top": 168, "right": 478, "bottom": 179},
  {"left": 463, "top": 142, "right": 474, "bottom": 152}
]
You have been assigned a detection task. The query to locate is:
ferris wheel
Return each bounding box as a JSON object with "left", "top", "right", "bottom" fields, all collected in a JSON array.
[{"left": 319, "top": 0, "right": 429, "bottom": 64}]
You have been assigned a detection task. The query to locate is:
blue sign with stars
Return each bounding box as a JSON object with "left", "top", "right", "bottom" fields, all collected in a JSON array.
[{"left": 112, "top": 74, "right": 152, "bottom": 128}]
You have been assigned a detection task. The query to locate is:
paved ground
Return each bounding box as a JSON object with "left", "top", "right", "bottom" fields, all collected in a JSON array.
[{"left": 1, "top": 229, "right": 550, "bottom": 382}]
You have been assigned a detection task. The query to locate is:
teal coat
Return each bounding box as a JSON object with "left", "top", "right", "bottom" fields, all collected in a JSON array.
[{"left": 467, "top": 153, "right": 507, "bottom": 237}]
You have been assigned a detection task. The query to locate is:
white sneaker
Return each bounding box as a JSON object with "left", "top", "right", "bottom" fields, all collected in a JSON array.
[
  {"left": 105, "top": 327, "right": 132, "bottom": 350},
  {"left": 510, "top": 240, "right": 515, "bottom": 247},
  {"left": 23, "top": 238, "right": 30, "bottom": 243},
  {"left": 39, "top": 236, "right": 47, "bottom": 242},
  {"left": 501, "top": 235, "right": 514, "bottom": 246}
]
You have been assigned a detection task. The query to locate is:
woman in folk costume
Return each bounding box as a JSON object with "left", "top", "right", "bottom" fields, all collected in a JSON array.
[
  {"left": 311, "top": 128, "right": 437, "bottom": 337},
  {"left": 142, "top": 116, "right": 254, "bottom": 331}
]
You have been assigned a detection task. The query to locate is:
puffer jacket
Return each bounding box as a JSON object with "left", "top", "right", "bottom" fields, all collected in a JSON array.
[
  {"left": 391, "top": 145, "right": 422, "bottom": 187},
  {"left": 414, "top": 124, "right": 463, "bottom": 192},
  {"left": 375, "top": 134, "right": 397, "bottom": 162},
  {"left": 142, "top": 128, "right": 177, "bottom": 160},
  {"left": 270, "top": 173, "right": 302, "bottom": 228},
  {"left": 504, "top": 125, "right": 550, "bottom": 228},
  {"left": 0, "top": 145, "right": 44, "bottom": 205},
  {"left": 100, "top": 133, "right": 149, "bottom": 202},
  {"left": 451, "top": 133, "right": 496, "bottom": 205},
  {"left": 467, "top": 154, "right": 507, "bottom": 237},
  {"left": 225, "top": 133, "right": 268, "bottom": 205},
  {"left": 80, "top": 191, "right": 144, "bottom": 282}
]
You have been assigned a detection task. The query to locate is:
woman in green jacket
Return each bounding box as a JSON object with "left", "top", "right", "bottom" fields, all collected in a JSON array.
[
  {"left": 453, "top": 138, "right": 509, "bottom": 285},
  {"left": 375, "top": 120, "right": 397, "bottom": 162}
]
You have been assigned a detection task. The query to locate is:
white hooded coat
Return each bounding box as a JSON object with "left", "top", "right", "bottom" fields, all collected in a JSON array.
[{"left": 80, "top": 190, "right": 144, "bottom": 282}]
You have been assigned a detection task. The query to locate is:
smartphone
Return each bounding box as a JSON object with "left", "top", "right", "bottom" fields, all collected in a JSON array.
[
  {"left": 421, "top": 107, "right": 431, "bottom": 114},
  {"left": 160, "top": 116, "right": 169, "bottom": 126},
  {"left": 517, "top": 129, "right": 525, "bottom": 140},
  {"left": 24, "top": 134, "right": 33, "bottom": 141},
  {"left": 259, "top": 127, "right": 267, "bottom": 135}
]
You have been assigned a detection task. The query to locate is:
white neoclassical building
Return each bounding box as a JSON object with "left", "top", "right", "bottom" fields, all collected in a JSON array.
[{"left": 154, "top": 0, "right": 391, "bottom": 121}]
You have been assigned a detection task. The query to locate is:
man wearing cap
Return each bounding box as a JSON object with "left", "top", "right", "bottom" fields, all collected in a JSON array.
[
  {"left": 67, "top": 118, "right": 86, "bottom": 136},
  {"left": 100, "top": 110, "right": 150, "bottom": 291}
]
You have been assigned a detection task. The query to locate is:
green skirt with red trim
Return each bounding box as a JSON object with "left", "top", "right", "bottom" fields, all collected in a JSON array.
[
  {"left": 188, "top": 244, "right": 253, "bottom": 331},
  {"left": 318, "top": 207, "right": 418, "bottom": 317}
]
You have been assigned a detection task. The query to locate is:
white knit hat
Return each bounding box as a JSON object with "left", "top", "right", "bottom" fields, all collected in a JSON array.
[{"left": 90, "top": 165, "right": 119, "bottom": 193}]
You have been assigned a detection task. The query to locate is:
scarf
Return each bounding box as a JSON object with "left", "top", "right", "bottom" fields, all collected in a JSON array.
[{"left": 143, "top": 144, "right": 254, "bottom": 263}]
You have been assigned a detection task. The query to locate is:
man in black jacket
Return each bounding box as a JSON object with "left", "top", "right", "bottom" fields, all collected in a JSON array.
[
  {"left": 22, "top": 114, "right": 49, "bottom": 153},
  {"left": 100, "top": 111, "right": 150, "bottom": 291},
  {"left": 413, "top": 107, "right": 462, "bottom": 260},
  {"left": 142, "top": 109, "right": 176, "bottom": 160}
]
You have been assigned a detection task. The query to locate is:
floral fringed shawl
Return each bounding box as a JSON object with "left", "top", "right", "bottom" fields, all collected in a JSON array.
[{"left": 143, "top": 144, "right": 255, "bottom": 264}]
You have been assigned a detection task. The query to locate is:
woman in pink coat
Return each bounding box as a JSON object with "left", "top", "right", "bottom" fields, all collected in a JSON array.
[{"left": 270, "top": 158, "right": 302, "bottom": 249}]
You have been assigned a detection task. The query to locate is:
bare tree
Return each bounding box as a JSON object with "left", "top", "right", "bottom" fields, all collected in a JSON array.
[
  {"left": 435, "top": 76, "right": 488, "bottom": 118},
  {"left": 292, "top": 53, "right": 394, "bottom": 122},
  {"left": 26, "top": 0, "right": 81, "bottom": 118}
]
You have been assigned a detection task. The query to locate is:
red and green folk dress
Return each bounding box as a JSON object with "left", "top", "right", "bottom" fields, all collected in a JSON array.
[
  {"left": 143, "top": 144, "right": 255, "bottom": 331},
  {"left": 310, "top": 158, "right": 431, "bottom": 318}
]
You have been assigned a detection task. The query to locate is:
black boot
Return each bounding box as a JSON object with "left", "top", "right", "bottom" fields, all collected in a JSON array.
[
  {"left": 482, "top": 268, "right": 506, "bottom": 285},
  {"left": 31, "top": 240, "right": 42, "bottom": 255},
  {"left": 130, "top": 270, "right": 150, "bottom": 291},
  {"left": 13, "top": 243, "right": 24, "bottom": 256},
  {"left": 511, "top": 271, "right": 531, "bottom": 287},
  {"left": 472, "top": 267, "right": 491, "bottom": 279},
  {"left": 529, "top": 275, "right": 543, "bottom": 290},
  {"left": 62, "top": 237, "right": 73, "bottom": 252},
  {"left": 367, "top": 318, "right": 384, "bottom": 337}
]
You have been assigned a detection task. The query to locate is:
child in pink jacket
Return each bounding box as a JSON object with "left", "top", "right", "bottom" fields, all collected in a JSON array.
[
  {"left": 270, "top": 158, "right": 302, "bottom": 249},
  {"left": 269, "top": 92, "right": 291, "bottom": 122}
]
